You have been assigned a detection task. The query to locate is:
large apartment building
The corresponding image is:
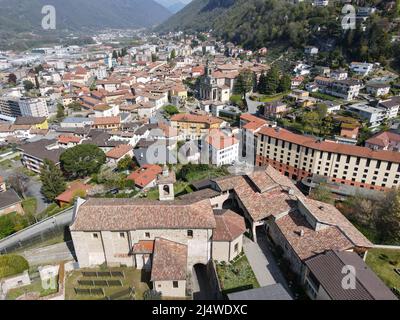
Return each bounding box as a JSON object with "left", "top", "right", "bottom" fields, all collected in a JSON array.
[
  {"left": 0, "top": 96, "right": 22, "bottom": 118},
  {"left": 255, "top": 127, "right": 400, "bottom": 191},
  {"left": 18, "top": 97, "right": 49, "bottom": 118}
]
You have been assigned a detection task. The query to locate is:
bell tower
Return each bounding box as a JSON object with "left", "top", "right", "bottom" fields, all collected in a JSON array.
[{"left": 157, "top": 165, "right": 176, "bottom": 201}]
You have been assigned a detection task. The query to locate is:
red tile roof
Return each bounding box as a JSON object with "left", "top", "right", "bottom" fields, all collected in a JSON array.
[
  {"left": 171, "top": 113, "right": 223, "bottom": 125},
  {"left": 213, "top": 210, "right": 246, "bottom": 241},
  {"left": 206, "top": 130, "right": 238, "bottom": 150},
  {"left": 127, "top": 164, "right": 162, "bottom": 188},
  {"left": 151, "top": 238, "right": 187, "bottom": 281},
  {"left": 93, "top": 116, "right": 121, "bottom": 126},
  {"left": 70, "top": 198, "right": 217, "bottom": 231},
  {"left": 106, "top": 144, "right": 132, "bottom": 159},
  {"left": 258, "top": 127, "right": 400, "bottom": 163},
  {"left": 132, "top": 240, "right": 154, "bottom": 254},
  {"left": 58, "top": 135, "right": 81, "bottom": 144},
  {"left": 55, "top": 181, "right": 91, "bottom": 204}
]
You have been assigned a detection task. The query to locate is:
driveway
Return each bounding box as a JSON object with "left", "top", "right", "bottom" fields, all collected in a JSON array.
[
  {"left": 243, "top": 234, "right": 292, "bottom": 296},
  {"left": 192, "top": 264, "right": 218, "bottom": 300}
]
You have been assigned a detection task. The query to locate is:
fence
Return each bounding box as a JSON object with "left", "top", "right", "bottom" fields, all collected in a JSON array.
[
  {"left": 77, "top": 280, "right": 123, "bottom": 287},
  {"left": 74, "top": 288, "right": 104, "bottom": 297},
  {"left": 81, "top": 271, "right": 125, "bottom": 278},
  {"left": 0, "top": 208, "right": 74, "bottom": 254},
  {"left": 101, "top": 287, "right": 135, "bottom": 300}
]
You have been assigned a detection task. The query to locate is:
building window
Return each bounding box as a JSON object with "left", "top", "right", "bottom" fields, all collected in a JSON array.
[
  {"left": 145, "top": 232, "right": 151, "bottom": 238},
  {"left": 234, "top": 243, "right": 239, "bottom": 252},
  {"left": 93, "top": 233, "right": 99, "bottom": 239},
  {"left": 119, "top": 233, "right": 125, "bottom": 238},
  {"left": 173, "top": 281, "right": 179, "bottom": 288},
  {"left": 187, "top": 230, "right": 193, "bottom": 238}
]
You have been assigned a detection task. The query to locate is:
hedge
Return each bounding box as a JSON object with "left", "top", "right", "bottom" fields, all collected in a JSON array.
[{"left": 0, "top": 254, "right": 29, "bottom": 279}]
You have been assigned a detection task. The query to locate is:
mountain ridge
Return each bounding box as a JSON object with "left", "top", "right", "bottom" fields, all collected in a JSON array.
[{"left": 0, "top": 0, "right": 172, "bottom": 34}]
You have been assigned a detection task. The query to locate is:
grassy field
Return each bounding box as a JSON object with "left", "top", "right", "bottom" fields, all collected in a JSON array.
[
  {"left": 65, "top": 267, "right": 150, "bottom": 300},
  {"left": 6, "top": 277, "right": 59, "bottom": 300},
  {"left": 216, "top": 254, "right": 260, "bottom": 294},
  {"left": 366, "top": 248, "right": 400, "bottom": 291},
  {"left": 21, "top": 197, "right": 37, "bottom": 215}
]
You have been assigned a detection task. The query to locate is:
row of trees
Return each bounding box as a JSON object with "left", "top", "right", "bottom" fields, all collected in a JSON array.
[
  {"left": 311, "top": 184, "right": 400, "bottom": 245},
  {"left": 234, "top": 67, "right": 292, "bottom": 99}
]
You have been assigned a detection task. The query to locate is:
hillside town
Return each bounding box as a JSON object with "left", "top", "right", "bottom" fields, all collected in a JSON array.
[{"left": 0, "top": 22, "right": 400, "bottom": 301}]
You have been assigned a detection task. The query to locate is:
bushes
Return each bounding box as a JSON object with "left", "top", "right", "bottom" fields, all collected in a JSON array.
[
  {"left": 0, "top": 212, "right": 30, "bottom": 240},
  {"left": 0, "top": 254, "right": 29, "bottom": 279}
]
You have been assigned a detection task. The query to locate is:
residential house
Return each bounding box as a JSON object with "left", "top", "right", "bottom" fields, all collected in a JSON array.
[
  {"left": 0, "top": 189, "right": 23, "bottom": 216},
  {"left": 105, "top": 144, "right": 133, "bottom": 165},
  {"left": 366, "top": 131, "right": 400, "bottom": 151},
  {"left": 127, "top": 164, "right": 163, "bottom": 189}
]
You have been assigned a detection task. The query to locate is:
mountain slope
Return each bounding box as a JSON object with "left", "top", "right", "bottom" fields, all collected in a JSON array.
[{"left": 0, "top": 0, "right": 172, "bottom": 33}]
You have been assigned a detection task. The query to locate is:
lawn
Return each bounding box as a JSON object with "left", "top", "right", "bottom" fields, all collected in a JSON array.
[
  {"left": 22, "top": 197, "right": 37, "bottom": 215},
  {"left": 65, "top": 267, "right": 150, "bottom": 300},
  {"left": 255, "top": 93, "right": 288, "bottom": 103},
  {"left": 366, "top": 248, "right": 400, "bottom": 292},
  {"left": 6, "top": 277, "right": 59, "bottom": 300},
  {"left": 216, "top": 254, "right": 260, "bottom": 295}
]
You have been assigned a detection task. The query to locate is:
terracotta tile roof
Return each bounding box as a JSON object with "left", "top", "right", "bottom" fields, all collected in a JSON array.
[
  {"left": 58, "top": 135, "right": 81, "bottom": 144},
  {"left": 240, "top": 114, "right": 268, "bottom": 132},
  {"left": 151, "top": 238, "right": 187, "bottom": 281},
  {"left": 366, "top": 131, "right": 400, "bottom": 148},
  {"left": 213, "top": 210, "right": 246, "bottom": 242},
  {"left": 132, "top": 240, "right": 154, "bottom": 254},
  {"left": 206, "top": 129, "right": 238, "bottom": 150},
  {"left": 93, "top": 116, "right": 120, "bottom": 126},
  {"left": 274, "top": 210, "right": 354, "bottom": 260},
  {"left": 70, "top": 198, "right": 217, "bottom": 231},
  {"left": 127, "top": 164, "right": 162, "bottom": 188},
  {"left": 213, "top": 166, "right": 303, "bottom": 222},
  {"left": 106, "top": 144, "right": 132, "bottom": 159},
  {"left": 55, "top": 181, "right": 91, "bottom": 204},
  {"left": 299, "top": 198, "right": 372, "bottom": 248},
  {"left": 171, "top": 113, "right": 223, "bottom": 125},
  {"left": 258, "top": 127, "right": 400, "bottom": 163}
]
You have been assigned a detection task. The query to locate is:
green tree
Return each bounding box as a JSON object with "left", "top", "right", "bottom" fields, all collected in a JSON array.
[
  {"left": 257, "top": 73, "right": 267, "bottom": 94},
  {"left": 376, "top": 189, "right": 400, "bottom": 244},
  {"left": 234, "top": 69, "right": 254, "bottom": 99},
  {"left": 265, "top": 67, "right": 280, "bottom": 95},
  {"left": 302, "top": 112, "right": 320, "bottom": 134},
  {"left": 23, "top": 80, "right": 35, "bottom": 91},
  {"left": 278, "top": 73, "right": 292, "bottom": 93},
  {"left": 40, "top": 159, "right": 67, "bottom": 202},
  {"left": 164, "top": 105, "right": 179, "bottom": 116},
  {"left": 60, "top": 144, "right": 106, "bottom": 179},
  {"left": 151, "top": 54, "right": 158, "bottom": 62},
  {"left": 117, "top": 155, "right": 134, "bottom": 172},
  {"left": 8, "top": 73, "right": 17, "bottom": 85},
  {"left": 112, "top": 50, "right": 118, "bottom": 60},
  {"left": 56, "top": 103, "right": 65, "bottom": 121},
  {"left": 170, "top": 49, "right": 176, "bottom": 59}
]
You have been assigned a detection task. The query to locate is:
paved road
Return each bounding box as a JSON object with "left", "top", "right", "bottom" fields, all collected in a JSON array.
[
  {"left": 0, "top": 208, "right": 74, "bottom": 253},
  {"left": 243, "top": 235, "right": 291, "bottom": 296},
  {"left": 21, "top": 241, "right": 75, "bottom": 266},
  {"left": 192, "top": 264, "right": 217, "bottom": 300}
]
